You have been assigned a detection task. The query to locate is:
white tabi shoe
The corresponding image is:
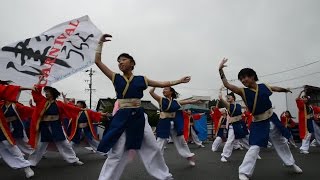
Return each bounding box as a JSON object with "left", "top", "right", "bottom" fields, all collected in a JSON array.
[
  {"left": 291, "top": 164, "right": 303, "bottom": 174},
  {"left": 24, "top": 167, "right": 35, "bottom": 179},
  {"left": 199, "top": 144, "right": 205, "bottom": 148},
  {"left": 299, "top": 150, "right": 309, "bottom": 154},
  {"left": 239, "top": 173, "right": 249, "bottom": 180},
  {"left": 257, "top": 155, "right": 262, "bottom": 160},
  {"left": 211, "top": 147, "right": 218, "bottom": 152},
  {"left": 187, "top": 156, "right": 196, "bottom": 167},
  {"left": 73, "top": 160, "right": 84, "bottom": 166},
  {"left": 220, "top": 156, "right": 227, "bottom": 162},
  {"left": 289, "top": 139, "right": 298, "bottom": 148},
  {"left": 283, "top": 163, "right": 303, "bottom": 174},
  {"left": 84, "top": 147, "right": 95, "bottom": 152},
  {"left": 188, "top": 160, "right": 195, "bottom": 166},
  {"left": 310, "top": 143, "right": 317, "bottom": 147}
]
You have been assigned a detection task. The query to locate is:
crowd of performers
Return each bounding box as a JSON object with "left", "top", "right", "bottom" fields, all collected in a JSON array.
[{"left": 0, "top": 34, "right": 319, "bottom": 180}]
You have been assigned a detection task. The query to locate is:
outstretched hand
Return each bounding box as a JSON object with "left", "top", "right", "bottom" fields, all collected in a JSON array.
[
  {"left": 99, "top": 34, "right": 112, "bottom": 43},
  {"left": 61, "top": 92, "right": 67, "bottom": 99},
  {"left": 101, "top": 112, "right": 112, "bottom": 121},
  {"left": 29, "top": 99, "right": 33, "bottom": 106},
  {"left": 192, "top": 99, "right": 202, "bottom": 104},
  {"left": 219, "top": 58, "right": 228, "bottom": 70},
  {"left": 150, "top": 87, "right": 156, "bottom": 91},
  {"left": 180, "top": 76, "right": 191, "bottom": 83},
  {"left": 36, "top": 75, "right": 45, "bottom": 86}
]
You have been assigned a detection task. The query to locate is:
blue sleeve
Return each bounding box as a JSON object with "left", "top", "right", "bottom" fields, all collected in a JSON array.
[
  {"left": 142, "top": 76, "right": 148, "bottom": 90},
  {"left": 160, "top": 98, "right": 169, "bottom": 111},
  {"left": 262, "top": 84, "right": 273, "bottom": 96},
  {"left": 112, "top": 73, "right": 121, "bottom": 85}
]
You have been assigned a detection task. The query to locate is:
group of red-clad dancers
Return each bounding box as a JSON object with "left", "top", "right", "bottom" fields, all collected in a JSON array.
[
  {"left": 0, "top": 78, "right": 108, "bottom": 178},
  {"left": 1, "top": 34, "right": 320, "bottom": 180}
]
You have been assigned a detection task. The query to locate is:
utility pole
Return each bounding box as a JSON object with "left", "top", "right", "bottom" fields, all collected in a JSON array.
[{"left": 85, "top": 68, "right": 96, "bottom": 109}]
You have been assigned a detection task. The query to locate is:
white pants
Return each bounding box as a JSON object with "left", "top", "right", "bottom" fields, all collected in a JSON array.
[
  {"left": 157, "top": 122, "right": 194, "bottom": 159},
  {"left": 221, "top": 125, "right": 249, "bottom": 158},
  {"left": 239, "top": 121, "right": 295, "bottom": 177},
  {"left": 233, "top": 139, "right": 242, "bottom": 149},
  {"left": 300, "top": 121, "right": 320, "bottom": 151},
  {"left": 241, "top": 135, "right": 250, "bottom": 149},
  {"left": 0, "top": 140, "right": 31, "bottom": 169},
  {"left": 98, "top": 116, "right": 172, "bottom": 180},
  {"left": 86, "top": 138, "right": 100, "bottom": 151},
  {"left": 190, "top": 126, "right": 202, "bottom": 146},
  {"left": 16, "top": 137, "right": 33, "bottom": 155},
  {"left": 311, "top": 139, "right": 320, "bottom": 146},
  {"left": 212, "top": 136, "right": 223, "bottom": 151},
  {"left": 71, "top": 133, "right": 100, "bottom": 152},
  {"left": 28, "top": 139, "right": 79, "bottom": 166},
  {"left": 300, "top": 133, "right": 312, "bottom": 152}
]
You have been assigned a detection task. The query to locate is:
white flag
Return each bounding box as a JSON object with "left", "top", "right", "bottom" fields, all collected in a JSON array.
[{"left": 0, "top": 15, "right": 102, "bottom": 87}]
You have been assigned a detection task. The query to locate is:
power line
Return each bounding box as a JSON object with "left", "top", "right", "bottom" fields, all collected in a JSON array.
[
  {"left": 269, "top": 71, "right": 320, "bottom": 84},
  {"left": 260, "top": 60, "right": 319, "bottom": 77},
  {"left": 230, "top": 60, "right": 320, "bottom": 81}
]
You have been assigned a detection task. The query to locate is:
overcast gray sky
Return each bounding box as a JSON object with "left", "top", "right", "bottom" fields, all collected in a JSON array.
[{"left": 1, "top": 0, "right": 320, "bottom": 113}]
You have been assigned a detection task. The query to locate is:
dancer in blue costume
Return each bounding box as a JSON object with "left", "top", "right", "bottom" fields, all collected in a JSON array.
[
  {"left": 219, "top": 91, "right": 251, "bottom": 163},
  {"left": 150, "top": 87, "right": 200, "bottom": 167},
  {"left": 95, "top": 34, "right": 190, "bottom": 180},
  {"left": 218, "top": 58, "right": 302, "bottom": 180}
]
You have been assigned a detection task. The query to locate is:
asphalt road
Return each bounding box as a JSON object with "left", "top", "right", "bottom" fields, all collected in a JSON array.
[{"left": 0, "top": 143, "right": 319, "bottom": 180}]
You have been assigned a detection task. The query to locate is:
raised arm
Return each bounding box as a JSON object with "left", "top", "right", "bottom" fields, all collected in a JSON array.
[
  {"left": 296, "top": 89, "right": 305, "bottom": 100},
  {"left": 20, "top": 87, "right": 35, "bottom": 91},
  {"left": 61, "top": 92, "right": 68, "bottom": 104},
  {"left": 215, "top": 99, "right": 220, "bottom": 108},
  {"left": 32, "top": 75, "right": 45, "bottom": 91},
  {"left": 95, "top": 34, "right": 115, "bottom": 80},
  {"left": 270, "top": 86, "right": 291, "bottom": 93},
  {"left": 179, "top": 99, "right": 202, "bottom": 106},
  {"left": 29, "top": 99, "right": 35, "bottom": 108},
  {"left": 1, "top": 79, "right": 35, "bottom": 91},
  {"left": 218, "top": 91, "right": 229, "bottom": 108},
  {"left": 149, "top": 87, "right": 162, "bottom": 103},
  {"left": 147, "top": 76, "right": 191, "bottom": 88},
  {"left": 218, "top": 58, "right": 243, "bottom": 96}
]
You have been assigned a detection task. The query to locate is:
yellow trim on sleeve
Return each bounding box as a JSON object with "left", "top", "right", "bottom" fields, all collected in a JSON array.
[
  {"left": 34, "top": 101, "right": 51, "bottom": 148},
  {"left": 11, "top": 103, "right": 23, "bottom": 124},
  {"left": 177, "top": 100, "right": 182, "bottom": 109},
  {"left": 84, "top": 110, "right": 98, "bottom": 140},
  {"left": 230, "top": 103, "right": 237, "bottom": 116},
  {"left": 159, "top": 97, "right": 163, "bottom": 111},
  {"left": 111, "top": 73, "right": 116, "bottom": 84},
  {"left": 164, "top": 98, "right": 173, "bottom": 112},
  {"left": 264, "top": 83, "right": 273, "bottom": 93},
  {"left": 226, "top": 103, "right": 231, "bottom": 114},
  {"left": 0, "top": 118, "right": 14, "bottom": 145},
  {"left": 251, "top": 85, "right": 259, "bottom": 115},
  {"left": 240, "top": 88, "right": 248, "bottom": 107},
  {"left": 144, "top": 76, "right": 149, "bottom": 88}
]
